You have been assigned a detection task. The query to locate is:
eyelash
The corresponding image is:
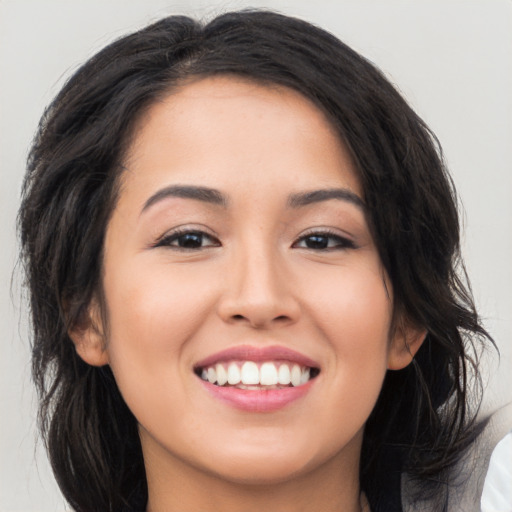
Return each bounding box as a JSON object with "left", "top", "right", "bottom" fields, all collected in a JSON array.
[
  {"left": 292, "top": 230, "right": 356, "bottom": 251},
  {"left": 154, "top": 228, "right": 220, "bottom": 251},
  {"left": 154, "top": 227, "right": 356, "bottom": 252}
]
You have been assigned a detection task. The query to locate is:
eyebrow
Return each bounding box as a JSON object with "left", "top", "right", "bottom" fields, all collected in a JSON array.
[
  {"left": 288, "top": 188, "right": 365, "bottom": 210},
  {"left": 141, "top": 185, "right": 365, "bottom": 215},
  {"left": 141, "top": 185, "right": 228, "bottom": 213}
]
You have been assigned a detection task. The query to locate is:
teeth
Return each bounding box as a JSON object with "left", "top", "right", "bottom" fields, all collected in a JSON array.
[
  {"left": 291, "top": 364, "right": 302, "bottom": 387},
  {"left": 277, "top": 364, "right": 291, "bottom": 385},
  {"left": 216, "top": 363, "right": 228, "bottom": 386},
  {"left": 227, "top": 362, "right": 241, "bottom": 385},
  {"left": 260, "top": 362, "right": 278, "bottom": 386},
  {"left": 207, "top": 367, "right": 217, "bottom": 384},
  {"left": 198, "top": 361, "right": 316, "bottom": 388},
  {"left": 241, "top": 361, "right": 259, "bottom": 385}
]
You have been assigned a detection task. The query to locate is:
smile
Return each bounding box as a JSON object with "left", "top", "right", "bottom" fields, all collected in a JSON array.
[
  {"left": 194, "top": 345, "right": 321, "bottom": 412},
  {"left": 196, "top": 360, "right": 320, "bottom": 389}
]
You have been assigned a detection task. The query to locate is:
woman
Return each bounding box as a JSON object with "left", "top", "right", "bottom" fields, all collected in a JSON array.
[{"left": 18, "top": 10, "right": 494, "bottom": 512}]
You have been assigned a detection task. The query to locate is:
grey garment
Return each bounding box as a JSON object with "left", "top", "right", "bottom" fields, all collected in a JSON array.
[
  {"left": 481, "top": 430, "right": 512, "bottom": 511},
  {"left": 401, "top": 405, "right": 512, "bottom": 512}
]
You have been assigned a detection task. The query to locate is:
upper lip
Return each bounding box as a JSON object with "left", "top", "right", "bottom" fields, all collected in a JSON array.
[{"left": 194, "top": 345, "right": 320, "bottom": 370}]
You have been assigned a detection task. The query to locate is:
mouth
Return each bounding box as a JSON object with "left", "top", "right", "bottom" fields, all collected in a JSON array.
[
  {"left": 193, "top": 345, "right": 321, "bottom": 392},
  {"left": 194, "top": 361, "right": 320, "bottom": 389}
]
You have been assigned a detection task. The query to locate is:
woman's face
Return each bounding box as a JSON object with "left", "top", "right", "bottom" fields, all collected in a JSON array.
[{"left": 78, "top": 76, "right": 416, "bottom": 485}]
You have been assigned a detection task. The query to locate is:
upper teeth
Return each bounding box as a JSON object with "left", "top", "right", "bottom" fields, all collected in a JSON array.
[{"left": 200, "top": 361, "right": 311, "bottom": 387}]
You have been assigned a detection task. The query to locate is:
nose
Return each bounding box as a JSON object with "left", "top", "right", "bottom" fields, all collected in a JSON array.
[{"left": 217, "top": 244, "right": 300, "bottom": 329}]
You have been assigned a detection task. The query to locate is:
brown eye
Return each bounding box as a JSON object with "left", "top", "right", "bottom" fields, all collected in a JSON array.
[
  {"left": 175, "top": 233, "right": 205, "bottom": 248},
  {"left": 156, "top": 230, "right": 220, "bottom": 250},
  {"left": 293, "top": 232, "right": 356, "bottom": 250},
  {"left": 303, "top": 235, "right": 330, "bottom": 249}
]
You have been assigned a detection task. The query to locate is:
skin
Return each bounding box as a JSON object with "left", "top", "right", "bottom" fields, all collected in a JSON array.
[{"left": 72, "top": 76, "right": 424, "bottom": 512}]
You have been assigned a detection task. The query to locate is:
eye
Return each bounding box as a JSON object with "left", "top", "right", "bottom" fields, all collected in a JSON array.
[
  {"left": 293, "top": 231, "right": 356, "bottom": 250},
  {"left": 155, "top": 229, "right": 220, "bottom": 250}
]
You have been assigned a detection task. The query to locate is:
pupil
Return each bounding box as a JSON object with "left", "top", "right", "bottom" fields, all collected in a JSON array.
[
  {"left": 306, "top": 235, "right": 328, "bottom": 249},
  {"left": 179, "top": 233, "right": 202, "bottom": 248}
]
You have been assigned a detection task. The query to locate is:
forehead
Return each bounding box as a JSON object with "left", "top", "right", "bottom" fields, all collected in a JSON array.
[{"left": 121, "top": 75, "right": 361, "bottom": 200}]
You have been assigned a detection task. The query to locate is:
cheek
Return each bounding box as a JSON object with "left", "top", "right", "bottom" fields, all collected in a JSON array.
[
  {"left": 106, "top": 258, "right": 217, "bottom": 344},
  {"left": 299, "top": 259, "right": 392, "bottom": 409},
  {"left": 302, "top": 258, "right": 392, "bottom": 352},
  {"left": 101, "top": 258, "right": 220, "bottom": 402},
  {"left": 101, "top": 261, "right": 226, "bottom": 449}
]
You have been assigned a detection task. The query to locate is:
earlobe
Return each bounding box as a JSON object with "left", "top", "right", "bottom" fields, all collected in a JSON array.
[
  {"left": 68, "top": 301, "right": 109, "bottom": 367},
  {"left": 387, "top": 322, "right": 427, "bottom": 370}
]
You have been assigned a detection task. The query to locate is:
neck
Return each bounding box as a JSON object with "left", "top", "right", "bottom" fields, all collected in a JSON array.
[{"left": 143, "top": 432, "right": 365, "bottom": 512}]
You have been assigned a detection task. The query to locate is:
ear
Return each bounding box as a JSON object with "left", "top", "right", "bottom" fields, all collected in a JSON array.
[
  {"left": 68, "top": 299, "right": 109, "bottom": 367},
  {"left": 387, "top": 319, "right": 427, "bottom": 370}
]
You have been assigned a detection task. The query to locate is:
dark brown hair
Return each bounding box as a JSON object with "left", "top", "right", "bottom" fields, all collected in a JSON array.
[{"left": 18, "top": 10, "right": 493, "bottom": 512}]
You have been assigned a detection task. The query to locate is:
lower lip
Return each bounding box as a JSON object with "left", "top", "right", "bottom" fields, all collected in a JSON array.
[{"left": 198, "top": 378, "right": 316, "bottom": 412}]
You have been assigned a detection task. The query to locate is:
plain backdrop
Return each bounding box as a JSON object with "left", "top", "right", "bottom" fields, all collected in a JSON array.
[{"left": 1, "top": 1, "right": 511, "bottom": 511}]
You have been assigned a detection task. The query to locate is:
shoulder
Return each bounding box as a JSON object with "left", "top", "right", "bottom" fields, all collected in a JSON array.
[
  {"left": 481, "top": 429, "right": 512, "bottom": 511},
  {"left": 402, "top": 404, "right": 512, "bottom": 512}
]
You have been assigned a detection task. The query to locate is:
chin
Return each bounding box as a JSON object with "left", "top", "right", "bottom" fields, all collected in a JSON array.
[
  {"left": 208, "top": 457, "right": 312, "bottom": 486},
  {"left": 196, "top": 440, "right": 328, "bottom": 486}
]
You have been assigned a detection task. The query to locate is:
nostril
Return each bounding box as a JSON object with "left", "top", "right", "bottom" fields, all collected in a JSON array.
[{"left": 230, "top": 313, "right": 292, "bottom": 326}]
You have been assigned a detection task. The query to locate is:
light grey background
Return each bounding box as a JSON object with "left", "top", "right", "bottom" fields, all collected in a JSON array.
[{"left": 1, "top": 1, "right": 511, "bottom": 511}]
